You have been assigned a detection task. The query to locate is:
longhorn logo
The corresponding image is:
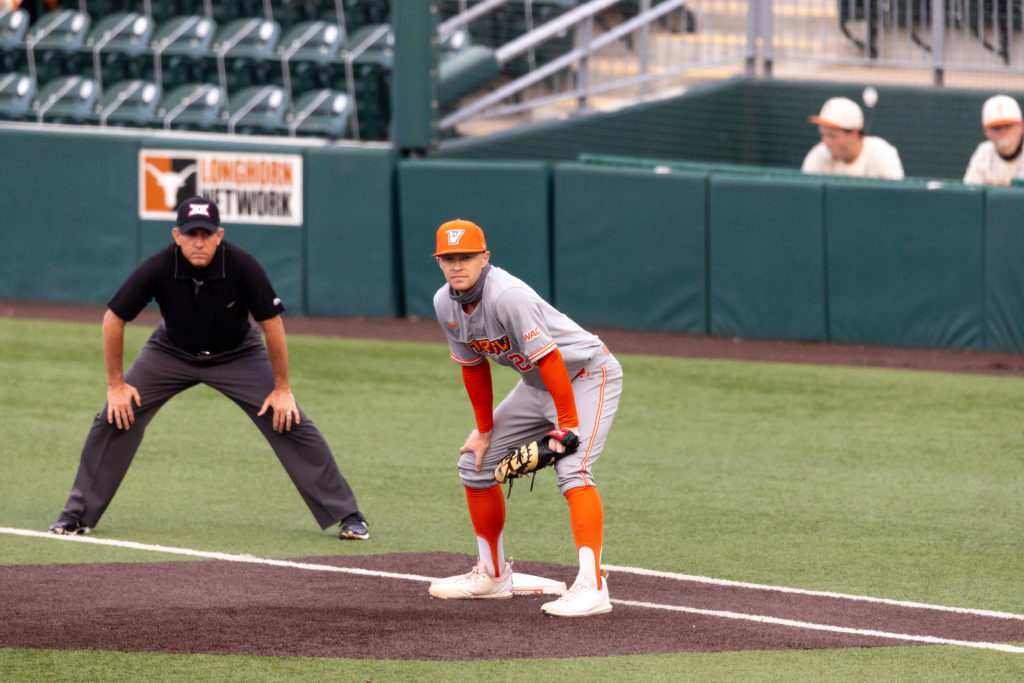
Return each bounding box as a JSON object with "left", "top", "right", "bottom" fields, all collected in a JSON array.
[{"left": 144, "top": 161, "right": 198, "bottom": 209}]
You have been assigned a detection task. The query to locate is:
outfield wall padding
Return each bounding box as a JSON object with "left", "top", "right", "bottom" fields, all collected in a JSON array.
[
  {"left": 825, "top": 183, "right": 985, "bottom": 350},
  {"left": 708, "top": 175, "right": 827, "bottom": 342},
  {"left": 0, "top": 129, "right": 400, "bottom": 318},
  {"left": 552, "top": 164, "right": 707, "bottom": 333},
  {"left": 6, "top": 125, "right": 1024, "bottom": 352},
  {"left": 304, "top": 146, "right": 399, "bottom": 318},
  {"left": 397, "top": 159, "right": 551, "bottom": 319},
  {"left": 983, "top": 188, "right": 1024, "bottom": 353},
  {"left": 0, "top": 129, "right": 140, "bottom": 305}
]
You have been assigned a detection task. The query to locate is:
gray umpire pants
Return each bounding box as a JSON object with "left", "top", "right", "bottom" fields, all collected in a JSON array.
[{"left": 59, "top": 323, "right": 359, "bottom": 530}]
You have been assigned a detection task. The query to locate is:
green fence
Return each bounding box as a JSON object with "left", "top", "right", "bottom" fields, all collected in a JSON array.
[
  {"left": 5, "top": 126, "right": 1024, "bottom": 352},
  {"left": 0, "top": 129, "right": 397, "bottom": 318}
]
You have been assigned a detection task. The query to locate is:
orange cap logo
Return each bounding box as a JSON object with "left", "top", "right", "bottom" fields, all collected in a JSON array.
[{"left": 433, "top": 219, "right": 487, "bottom": 257}]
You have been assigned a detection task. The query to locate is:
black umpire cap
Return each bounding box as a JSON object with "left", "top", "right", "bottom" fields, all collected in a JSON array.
[{"left": 176, "top": 196, "right": 220, "bottom": 234}]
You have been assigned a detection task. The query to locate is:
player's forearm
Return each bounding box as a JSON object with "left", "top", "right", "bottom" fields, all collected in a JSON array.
[
  {"left": 461, "top": 361, "right": 494, "bottom": 433},
  {"left": 536, "top": 348, "right": 579, "bottom": 429},
  {"left": 101, "top": 309, "right": 127, "bottom": 387},
  {"left": 259, "top": 316, "right": 292, "bottom": 392}
]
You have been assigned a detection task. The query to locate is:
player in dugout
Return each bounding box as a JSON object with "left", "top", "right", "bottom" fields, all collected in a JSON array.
[
  {"left": 427, "top": 219, "right": 624, "bottom": 617},
  {"left": 802, "top": 96, "right": 904, "bottom": 180},
  {"left": 963, "top": 94, "right": 1024, "bottom": 186}
]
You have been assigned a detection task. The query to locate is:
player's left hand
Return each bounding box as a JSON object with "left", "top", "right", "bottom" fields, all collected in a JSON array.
[
  {"left": 258, "top": 389, "right": 299, "bottom": 432},
  {"left": 459, "top": 429, "right": 492, "bottom": 472}
]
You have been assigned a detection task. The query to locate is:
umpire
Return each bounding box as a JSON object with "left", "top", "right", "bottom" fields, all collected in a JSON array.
[{"left": 48, "top": 197, "right": 369, "bottom": 540}]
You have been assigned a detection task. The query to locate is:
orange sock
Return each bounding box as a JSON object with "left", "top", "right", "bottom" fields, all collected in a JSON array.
[
  {"left": 565, "top": 485, "right": 604, "bottom": 589},
  {"left": 464, "top": 484, "right": 506, "bottom": 577}
]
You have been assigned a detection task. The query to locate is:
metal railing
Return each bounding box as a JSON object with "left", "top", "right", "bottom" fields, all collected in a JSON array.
[{"left": 439, "top": 0, "right": 1024, "bottom": 132}]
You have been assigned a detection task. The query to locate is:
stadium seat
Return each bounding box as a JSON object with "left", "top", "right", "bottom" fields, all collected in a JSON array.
[
  {"left": 344, "top": 23, "right": 392, "bottom": 141},
  {"left": 19, "top": 9, "right": 92, "bottom": 84},
  {"left": 208, "top": 17, "right": 281, "bottom": 93},
  {"left": 148, "top": 0, "right": 193, "bottom": 24},
  {"left": 92, "top": 78, "right": 161, "bottom": 127},
  {"left": 83, "top": 12, "right": 154, "bottom": 92},
  {"left": 276, "top": 20, "right": 345, "bottom": 98},
  {"left": 145, "top": 15, "right": 216, "bottom": 91},
  {"left": 223, "top": 83, "right": 288, "bottom": 135},
  {"left": 32, "top": 74, "right": 98, "bottom": 123},
  {"left": 341, "top": 0, "right": 390, "bottom": 31},
  {"left": 0, "top": 71, "right": 35, "bottom": 120},
  {"left": 0, "top": 8, "right": 30, "bottom": 74},
  {"left": 287, "top": 88, "right": 350, "bottom": 139},
  {"left": 270, "top": 0, "right": 340, "bottom": 30},
  {"left": 156, "top": 81, "right": 225, "bottom": 130},
  {"left": 209, "top": 0, "right": 270, "bottom": 27}
]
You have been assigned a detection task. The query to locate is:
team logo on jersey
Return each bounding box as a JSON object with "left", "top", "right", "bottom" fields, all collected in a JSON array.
[
  {"left": 446, "top": 229, "right": 466, "bottom": 246},
  {"left": 523, "top": 327, "right": 541, "bottom": 342},
  {"left": 468, "top": 335, "right": 510, "bottom": 356}
]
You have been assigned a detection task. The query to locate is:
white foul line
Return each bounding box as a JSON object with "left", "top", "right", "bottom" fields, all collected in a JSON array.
[
  {"left": 0, "top": 527, "right": 436, "bottom": 583},
  {"left": 3, "top": 526, "right": 1023, "bottom": 654},
  {"left": 603, "top": 564, "right": 1024, "bottom": 622},
  {"left": 613, "top": 599, "right": 1024, "bottom": 654}
]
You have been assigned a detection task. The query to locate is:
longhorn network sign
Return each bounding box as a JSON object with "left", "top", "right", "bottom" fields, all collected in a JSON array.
[{"left": 139, "top": 149, "right": 303, "bottom": 226}]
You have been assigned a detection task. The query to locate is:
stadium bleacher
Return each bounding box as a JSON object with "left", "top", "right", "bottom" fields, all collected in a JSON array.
[{"left": 0, "top": 0, "right": 395, "bottom": 140}]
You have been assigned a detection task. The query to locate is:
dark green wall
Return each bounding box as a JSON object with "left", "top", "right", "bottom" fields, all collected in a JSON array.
[
  {"left": 0, "top": 129, "right": 398, "bottom": 318},
  {"left": 708, "top": 174, "right": 827, "bottom": 342},
  {"left": 5, "top": 126, "right": 1024, "bottom": 353},
  {"left": 1, "top": 130, "right": 139, "bottom": 304},
  {"left": 397, "top": 159, "right": 551, "bottom": 318},
  {"left": 552, "top": 164, "right": 706, "bottom": 333}
]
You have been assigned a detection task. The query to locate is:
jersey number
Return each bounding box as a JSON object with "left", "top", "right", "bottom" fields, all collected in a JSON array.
[{"left": 509, "top": 353, "right": 534, "bottom": 372}]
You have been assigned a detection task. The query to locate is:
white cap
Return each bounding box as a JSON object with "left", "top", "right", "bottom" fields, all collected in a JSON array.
[
  {"left": 982, "top": 95, "right": 1022, "bottom": 128},
  {"left": 808, "top": 97, "right": 864, "bottom": 131}
]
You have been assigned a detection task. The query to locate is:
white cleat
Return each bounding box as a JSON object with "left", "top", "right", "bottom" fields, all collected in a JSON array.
[
  {"left": 541, "top": 572, "right": 612, "bottom": 617},
  {"left": 429, "top": 561, "right": 514, "bottom": 599}
]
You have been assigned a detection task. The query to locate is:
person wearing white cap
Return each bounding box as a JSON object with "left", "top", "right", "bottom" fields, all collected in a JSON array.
[
  {"left": 801, "top": 97, "right": 904, "bottom": 180},
  {"left": 962, "top": 94, "right": 1024, "bottom": 186}
]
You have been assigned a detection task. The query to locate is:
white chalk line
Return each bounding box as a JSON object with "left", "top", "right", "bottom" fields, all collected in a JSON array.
[
  {"left": 0, "top": 527, "right": 435, "bottom": 583},
  {"left": 3, "top": 526, "right": 1023, "bottom": 655},
  {"left": 614, "top": 599, "right": 1024, "bottom": 654},
  {"left": 604, "top": 564, "right": 1024, "bottom": 622}
]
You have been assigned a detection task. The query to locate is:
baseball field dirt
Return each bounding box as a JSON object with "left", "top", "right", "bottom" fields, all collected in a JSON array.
[{"left": 3, "top": 298, "right": 1023, "bottom": 659}]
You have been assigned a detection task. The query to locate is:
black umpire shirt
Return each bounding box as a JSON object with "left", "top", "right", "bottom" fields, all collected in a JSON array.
[{"left": 107, "top": 240, "right": 285, "bottom": 354}]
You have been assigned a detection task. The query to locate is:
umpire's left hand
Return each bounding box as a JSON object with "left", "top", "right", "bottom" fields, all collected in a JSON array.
[{"left": 258, "top": 389, "right": 299, "bottom": 432}]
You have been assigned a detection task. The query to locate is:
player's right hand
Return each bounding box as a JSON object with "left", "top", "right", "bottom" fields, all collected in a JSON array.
[
  {"left": 106, "top": 382, "right": 141, "bottom": 430},
  {"left": 459, "top": 429, "right": 492, "bottom": 472}
]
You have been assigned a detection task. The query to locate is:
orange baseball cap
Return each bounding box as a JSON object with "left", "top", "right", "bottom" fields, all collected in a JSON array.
[{"left": 432, "top": 219, "right": 488, "bottom": 257}]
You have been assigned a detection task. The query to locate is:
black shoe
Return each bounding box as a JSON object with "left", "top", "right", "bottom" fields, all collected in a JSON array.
[
  {"left": 338, "top": 512, "right": 369, "bottom": 540},
  {"left": 48, "top": 518, "right": 91, "bottom": 535}
]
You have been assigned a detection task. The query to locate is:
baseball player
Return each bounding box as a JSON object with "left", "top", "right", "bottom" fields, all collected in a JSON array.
[
  {"left": 426, "top": 219, "right": 623, "bottom": 617},
  {"left": 48, "top": 197, "right": 369, "bottom": 540},
  {"left": 963, "top": 94, "right": 1024, "bottom": 186},
  {"left": 802, "top": 97, "right": 904, "bottom": 180}
]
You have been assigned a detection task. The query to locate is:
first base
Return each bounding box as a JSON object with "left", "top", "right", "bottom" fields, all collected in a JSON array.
[{"left": 512, "top": 572, "right": 566, "bottom": 596}]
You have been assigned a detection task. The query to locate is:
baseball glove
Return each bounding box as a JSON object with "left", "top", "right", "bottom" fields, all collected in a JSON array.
[{"left": 494, "top": 429, "right": 580, "bottom": 492}]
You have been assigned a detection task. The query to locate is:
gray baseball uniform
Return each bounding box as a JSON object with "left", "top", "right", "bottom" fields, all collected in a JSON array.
[{"left": 434, "top": 265, "right": 623, "bottom": 492}]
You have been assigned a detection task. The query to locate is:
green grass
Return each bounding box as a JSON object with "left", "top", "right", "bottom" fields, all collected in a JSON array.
[{"left": 2, "top": 317, "right": 1023, "bottom": 680}]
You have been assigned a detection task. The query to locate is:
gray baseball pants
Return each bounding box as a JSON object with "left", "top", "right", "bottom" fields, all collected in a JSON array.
[{"left": 58, "top": 324, "right": 359, "bottom": 530}]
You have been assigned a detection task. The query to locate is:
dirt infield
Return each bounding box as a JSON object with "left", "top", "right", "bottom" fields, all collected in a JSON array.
[
  {"left": 4, "top": 299, "right": 1024, "bottom": 659},
  {"left": 3, "top": 551, "right": 1023, "bottom": 659}
]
